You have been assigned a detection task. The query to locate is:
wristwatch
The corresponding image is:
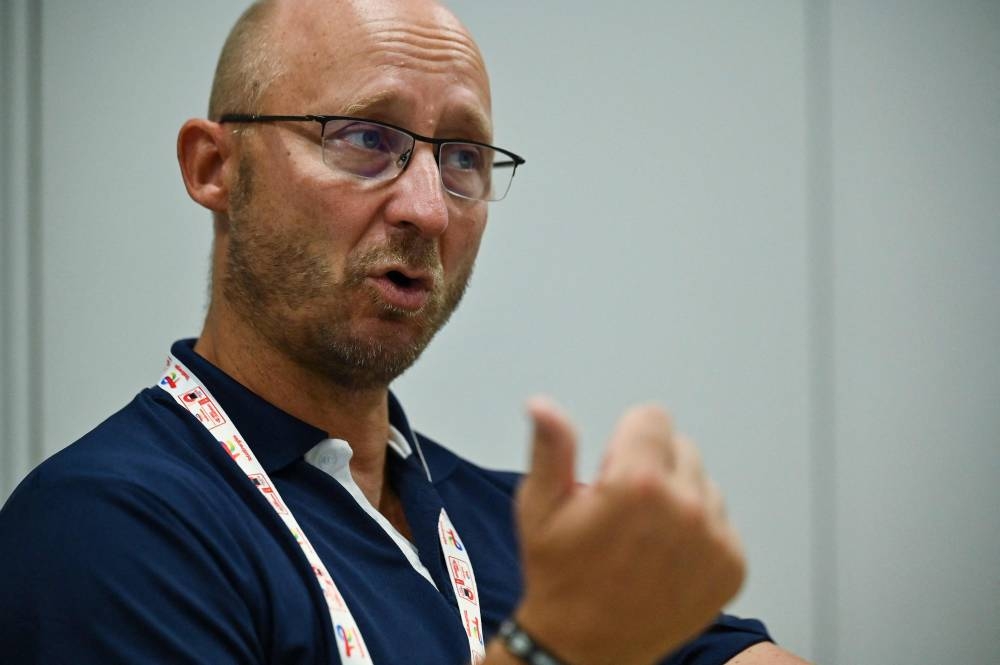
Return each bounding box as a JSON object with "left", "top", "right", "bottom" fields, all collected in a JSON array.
[{"left": 498, "top": 618, "right": 570, "bottom": 665}]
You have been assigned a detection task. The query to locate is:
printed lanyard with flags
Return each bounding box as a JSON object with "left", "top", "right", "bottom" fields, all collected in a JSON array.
[
  {"left": 158, "top": 353, "right": 484, "bottom": 665},
  {"left": 439, "top": 510, "right": 485, "bottom": 662}
]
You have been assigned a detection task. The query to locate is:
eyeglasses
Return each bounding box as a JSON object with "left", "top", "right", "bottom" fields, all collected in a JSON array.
[{"left": 218, "top": 114, "right": 525, "bottom": 202}]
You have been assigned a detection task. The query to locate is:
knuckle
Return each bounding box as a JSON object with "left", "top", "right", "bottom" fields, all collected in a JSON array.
[
  {"left": 604, "top": 467, "right": 658, "bottom": 499},
  {"left": 674, "top": 491, "right": 710, "bottom": 529},
  {"left": 603, "top": 467, "right": 669, "bottom": 510},
  {"left": 631, "top": 467, "right": 667, "bottom": 499}
]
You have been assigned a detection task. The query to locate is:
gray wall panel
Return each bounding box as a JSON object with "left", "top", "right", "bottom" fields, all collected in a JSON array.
[{"left": 831, "top": 1, "right": 1000, "bottom": 662}]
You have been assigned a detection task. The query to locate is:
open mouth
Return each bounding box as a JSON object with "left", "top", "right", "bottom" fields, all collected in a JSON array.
[
  {"left": 386, "top": 270, "right": 417, "bottom": 289},
  {"left": 369, "top": 268, "right": 433, "bottom": 311}
]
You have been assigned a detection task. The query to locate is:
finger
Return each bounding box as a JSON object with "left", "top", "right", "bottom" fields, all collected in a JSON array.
[
  {"left": 600, "top": 404, "right": 675, "bottom": 482},
  {"left": 669, "top": 435, "right": 722, "bottom": 523},
  {"left": 671, "top": 434, "right": 705, "bottom": 485},
  {"left": 519, "top": 396, "right": 578, "bottom": 520}
]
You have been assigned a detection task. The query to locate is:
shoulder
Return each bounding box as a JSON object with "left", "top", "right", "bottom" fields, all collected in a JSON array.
[
  {"left": 1, "top": 387, "right": 254, "bottom": 562},
  {"left": 11, "top": 387, "right": 238, "bottom": 500},
  {"left": 0, "top": 389, "right": 281, "bottom": 662},
  {"left": 663, "top": 614, "right": 772, "bottom": 665}
]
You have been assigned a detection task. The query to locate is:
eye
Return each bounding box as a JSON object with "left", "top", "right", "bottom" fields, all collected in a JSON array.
[
  {"left": 444, "top": 144, "right": 486, "bottom": 171},
  {"left": 340, "top": 124, "right": 391, "bottom": 151},
  {"left": 320, "top": 119, "right": 413, "bottom": 179}
]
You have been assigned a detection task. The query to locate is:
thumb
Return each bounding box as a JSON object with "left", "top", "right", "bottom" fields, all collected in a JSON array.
[{"left": 519, "top": 396, "right": 578, "bottom": 520}]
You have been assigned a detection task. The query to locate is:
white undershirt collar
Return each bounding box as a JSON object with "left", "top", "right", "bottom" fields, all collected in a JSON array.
[{"left": 303, "top": 427, "right": 437, "bottom": 589}]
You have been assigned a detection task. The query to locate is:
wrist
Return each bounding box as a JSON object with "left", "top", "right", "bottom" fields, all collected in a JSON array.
[{"left": 497, "top": 617, "right": 572, "bottom": 665}]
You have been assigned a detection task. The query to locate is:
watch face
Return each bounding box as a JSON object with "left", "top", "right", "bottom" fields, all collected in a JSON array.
[{"left": 509, "top": 632, "right": 532, "bottom": 655}]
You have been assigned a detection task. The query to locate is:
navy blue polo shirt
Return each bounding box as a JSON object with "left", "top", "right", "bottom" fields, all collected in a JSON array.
[{"left": 0, "top": 339, "right": 771, "bottom": 664}]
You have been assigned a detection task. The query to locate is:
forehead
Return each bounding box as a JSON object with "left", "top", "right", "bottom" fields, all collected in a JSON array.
[{"left": 266, "top": 0, "right": 492, "bottom": 137}]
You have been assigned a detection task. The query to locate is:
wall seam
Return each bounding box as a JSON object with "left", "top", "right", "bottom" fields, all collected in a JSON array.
[
  {"left": 1, "top": 0, "right": 11, "bottom": 498},
  {"left": 805, "top": 0, "right": 837, "bottom": 662},
  {"left": 27, "top": 0, "right": 44, "bottom": 473},
  {"left": 0, "top": 0, "right": 43, "bottom": 502}
]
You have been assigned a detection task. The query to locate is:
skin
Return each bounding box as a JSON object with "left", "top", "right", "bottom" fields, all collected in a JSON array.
[{"left": 178, "top": 1, "right": 810, "bottom": 663}]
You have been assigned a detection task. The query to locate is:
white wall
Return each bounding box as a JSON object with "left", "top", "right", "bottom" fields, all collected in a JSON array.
[{"left": 2, "top": 2, "right": 997, "bottom": 663}]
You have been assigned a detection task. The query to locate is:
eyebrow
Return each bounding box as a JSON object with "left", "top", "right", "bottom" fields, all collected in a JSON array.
[{"left": 342, "top": 91, "right": 493, "bottom": 142}]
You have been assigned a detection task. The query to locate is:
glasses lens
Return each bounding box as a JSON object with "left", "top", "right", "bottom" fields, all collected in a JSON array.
[
  {"left": 322, "top": 119, "right": 412, "bottom": 179},
  {"left": 440, "top": 143, "right": 517, "bottom": 201}
]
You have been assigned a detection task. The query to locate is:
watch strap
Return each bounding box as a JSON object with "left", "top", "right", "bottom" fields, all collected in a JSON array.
[{"left": 498, "top": 618, "right": 571, "bottom": 665}]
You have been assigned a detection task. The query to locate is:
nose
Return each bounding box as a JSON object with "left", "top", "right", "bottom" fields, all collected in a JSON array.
[{"left": 383, "top": 145, "right": 449, "bottom": 238}]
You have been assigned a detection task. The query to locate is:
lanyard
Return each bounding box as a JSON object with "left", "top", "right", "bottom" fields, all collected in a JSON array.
[{"left": 157, "top": 354, "right": 485, "bottom": 664}]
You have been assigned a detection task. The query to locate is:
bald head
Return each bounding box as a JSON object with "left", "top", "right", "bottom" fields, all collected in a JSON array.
[
  {"left": 207, "top": 0, "right": 488, "bottom": 122},
  {"left": 208, "top": 0, "right": 281, "bottom": 119}
]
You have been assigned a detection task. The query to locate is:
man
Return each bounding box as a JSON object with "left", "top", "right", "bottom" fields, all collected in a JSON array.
[{"left": 0, "top": 1, "right": 807, "bottom": 663}]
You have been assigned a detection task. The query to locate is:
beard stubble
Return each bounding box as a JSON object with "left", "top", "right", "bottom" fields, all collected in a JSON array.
[{"left": 220, "top": 156, "right": 473, "bottom": 390}]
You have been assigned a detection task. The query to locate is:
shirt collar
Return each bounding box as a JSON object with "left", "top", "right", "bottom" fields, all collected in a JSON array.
[{"left": 169, "top": 339, "right": 423, "bottom": 474}]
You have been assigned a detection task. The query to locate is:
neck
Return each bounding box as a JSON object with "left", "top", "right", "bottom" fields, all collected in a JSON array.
[{"left": 194, "top": 302, "right": 394, "bottom": 509}]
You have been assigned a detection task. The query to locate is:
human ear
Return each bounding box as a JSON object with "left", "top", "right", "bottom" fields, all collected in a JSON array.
[{"left": 177, "top": 118, "right": 232, "bottom": 213}]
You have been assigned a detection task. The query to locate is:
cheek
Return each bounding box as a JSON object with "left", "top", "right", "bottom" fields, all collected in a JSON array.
[
  {"left": 294, "top": 179, "right": 383, "bottom": 269},
  {"left": 239, "top": 142, "right": 378, "bottom": 276},
  {"left": 443, "top": 208, "right": 487, "bottom": 271}
]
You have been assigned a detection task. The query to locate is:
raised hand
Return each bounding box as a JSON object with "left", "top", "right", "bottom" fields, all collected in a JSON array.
[{"left": 506, "top": 398, "right": 746, "bottom": 665}]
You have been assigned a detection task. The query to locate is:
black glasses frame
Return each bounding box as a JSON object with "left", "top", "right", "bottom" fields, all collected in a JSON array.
[{"left": 218, "top": 113, "right": 525, "bottom": 178}]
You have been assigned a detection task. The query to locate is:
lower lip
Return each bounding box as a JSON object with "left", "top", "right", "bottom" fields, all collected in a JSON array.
[{"left": 367, "top": 276, "right": 431, "bottom": 311}]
